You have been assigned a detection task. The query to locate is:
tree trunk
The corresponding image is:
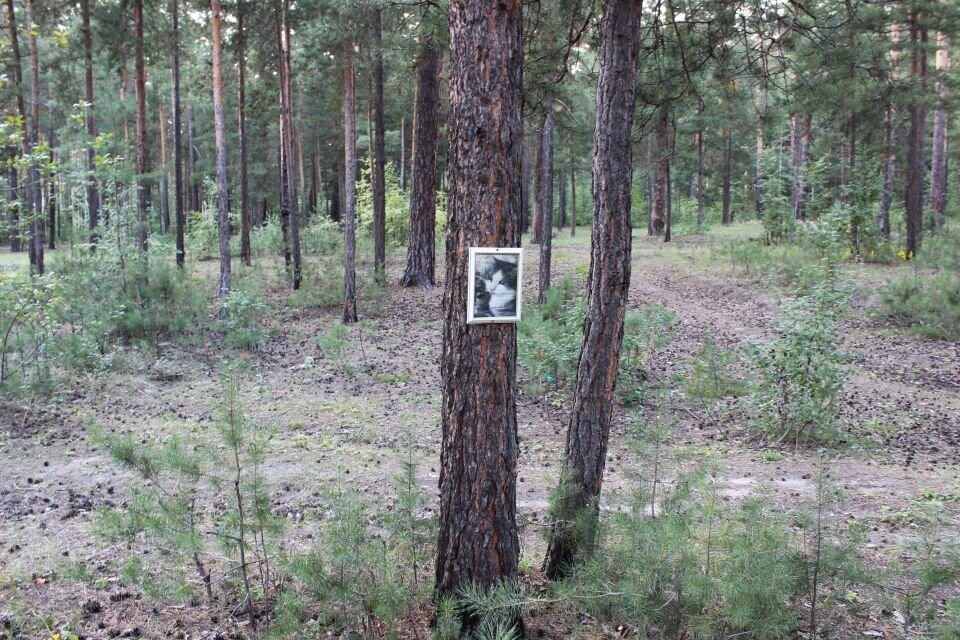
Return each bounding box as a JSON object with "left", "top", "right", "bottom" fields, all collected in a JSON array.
[
  {"left": 399, "top": 114, "right": 406, "bottom": 192},
  {"left": 159, "top": 100, "right": 170, "bottom": 234},
  {"left": 570, "top": 157, "right": 576, "bottom": 237},
  {"left": 238, "top": 1, "right": 251, "bottom": 266},
  {"left": 134, "top": 0, "right": 149, "bottom": 254},
  {"left": 435, "top": 1, "right": 523, "bottom": 626},
  {"left": 651, "top": 104, "right": 670, "bottom": 235},
  {"left": 558, "top": 170, "right": 567, "bottom": 229},
  {"left": 25, "top": 0, "right": 43, "bottom": 275},
  {"left": 400, "top": 45, "right": 442, "bottom": 288},
  {"left": 877, "top": 25, "right": 900, "bottom": 239},
  {"left": 372, "top": 9, "right": 387, "bottom": 279},
  {"left": 544, "top": 0, "right": 642, "bottom": 580},
  {"left": 904, "top": 12, "right": 926, "bottom": 257},
  {"left": 277, "top": 0, "right": 301, "bottom": 288},
  {"left": 790, "top": 114, "right": 802, "bottom": 219},
  {"left": 343, "top": 42, "right": 358, "bottom": 323},
  {"left": 695, "top": 100, "right": 704, "bottom": 227},
  {"left": 80, "top": 0, "right": 100, "bottom": 246},
  {"left": 6, "top": 0, "right": 27, "bottom": 254},
  {"left": 172, "top": 0, "right": 185, "bottom": 266},
  {"left": 722, "top": 126, "right": 731, "bottom": 224},
  {"left": 929, "top": 30, "right": 949, "bottom": 228},
  {"left": 211, "top": 0, "right": 230, "bottom": 312},
  {"left": 537, "top": 95, "right": 554, "bottom": 304},
  {"left": 521, "top": 120, "right": 531, "bottom": 234},
  {"left": 754, "top": 89, "right": 766, "bottom": 218},
  {"left": 187, "top": 106, "right": 199, "bottom": 213}
]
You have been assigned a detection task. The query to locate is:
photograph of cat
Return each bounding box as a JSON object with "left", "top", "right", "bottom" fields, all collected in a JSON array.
[{"left": 472, "top": 253, "right": 520, "bottom": 320}]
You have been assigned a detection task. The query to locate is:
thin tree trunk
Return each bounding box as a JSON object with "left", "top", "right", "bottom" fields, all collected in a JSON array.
[
  {"left": 570, "top": 157, "right": 576, "bottom": 237},
  {"left": 651, "top": 104, "right": 670, "bottom": 235},
  {"left": 877, "top": 25, "right": 900, "bottom": 239},
  {"left": 558, "top": 170, "right": 567, "bottom": 229},
  {"left": 755, "top": 89, "right": 766, "bottom": 218},
  {"left": 544, "top": 0, "right": 642, "bottom": 580},
  {"left": 187, "top": 106, "right": 199, "bottom": 212},
  {"left": 211, "top": 0, "right": 230, "bottom": 313},
  {"left": 790, "top": 114, "right": 802, "bottom": 219},
  {"left": 722, "top": 126, "right": 731, "bottom": 224},
  {"left": 537, "top": 95, "right": 554, "bottom": 303},
  {"left": 134, "top": 0, "right": 149, "bottom": 254},
  {"left": 929, "top": 30, "right": 949, "bottom": 228},
  {"left": 159, "top": 100, "right": 170, "bottom": 234},
  {"left": 695, "top": 99, "right": 704, "bottom": 227},
  {"left": 6, "top": 0, "right": 26, "bottom": 254},
  {"left": 172, "top": 0, "right": 185, "bottom": 266},
  {"left": 372, "top": 12, "right": 386, "bottom": 278},
  {"left": 399, "top": 114, "right": 406, "bottom": 191},
  {"left": 238, "top": 1, "right": 251, "bottom": 266},
  {"left": 904, "top": 12, "right": 926, "bottom": 257},
  {"left": 81, "top": 0, "right": 100, "bottom": 246},
  {"left": 436, "top": 2, "right": 523, "bottom": 627},
  {"left": 25, "top": 0, "right": 43, "bottom": 274},
  {"left": 521, "top": 120, "right": 532, "bottom": 234},
  {"left": 285, "top": 6, "right": 301, "bottom": 288},
  {"left": 343, "top": 42, "right": 358, "bottom": 322},
  {"left": 400, "top": 45, "right": 442, "bottom": 288}
]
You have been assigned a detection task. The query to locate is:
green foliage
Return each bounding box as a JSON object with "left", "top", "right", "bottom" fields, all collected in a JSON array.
[
  {"left": 0, "top": 271, "right": 62, "bottom": 393},
  {"left": 517, "top": 275, "right": 584, "bottom": 397},
  {"left": 617, "top": 304, "right": 677, "bottom": 406},
  {"left": 316, "top": 322, "right": 353, "bottom": 374},
  {"left": 748, "top": 284, "right": 847, "bottom": 445},
  {"left": 684, "top": 334, "right": 747, "bottom": 402},
  {"left": 220, "top": 282, "right": 267, "bottom": 350},
  {"left": 759, "top": 151, "right": 795, "bottom": 245},
  {"left": 357, "top": 161, "right": 448, "bottom": 248}
]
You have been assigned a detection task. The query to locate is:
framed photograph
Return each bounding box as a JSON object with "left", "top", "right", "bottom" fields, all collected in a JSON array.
[{"left": 467, "top": 247, "right": 523, "bottom": 324}]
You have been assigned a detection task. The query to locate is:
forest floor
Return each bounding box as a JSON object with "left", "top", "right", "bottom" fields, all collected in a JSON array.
[{"left": 1, "top": 221, "right": 958, "bottom": 639}]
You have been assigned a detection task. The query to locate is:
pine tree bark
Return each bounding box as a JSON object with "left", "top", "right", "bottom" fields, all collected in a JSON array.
[
  {"left": 695, "top": 99, "right": 704, "bottom": 227},
  {"left": 721, "top": 126, "right": 731, "bottom": 225},
  {"left": 400, "top": 45, "right": 442, "bottom": 288},
  {"left": 342, "top": 41, "right": 358, "bottom": 323},
  {"left": 25, "top": 0, "right": 43, "bottom": 274},
  {"left": 5, "top": 0, "right": 26, "bottom": 253},
  {"left": 558, "top": 170, "right": 567, "bottom": 229},
  {"left": 277, "top": 1, "right": 301, "bottom": 288},
  {"left": 211, "top": 0, "right": 231, "bottom": 312},
  {"left": 435, "top": 0, "right": 523, "bottom": 621},
  {"left": 521, "top": 121, "right": 532, "bottom": 234},
  {"left": 544, "top": 0, "right": 642, "bottom": 580},
  {"left": 372, "top": 9, "right": 387, "bottom": 278},
  {"left": 929, "top": 30, "right": 949, "bottom": 228},
  {"left": 187, "top": 106, "right": 199, "bottom": 213},
  {"left": 904, "top": 11, "right": 926, "bottom": 257},
  {"left": 238, "top": 1, "right": 251, "bottom": 266},
  {"left": 80, "top": 0, "right": 100, "bottom": 245},
  {"left": 172, "top": 0, "right": 185, "bottom": 266},
  {"left": 754, "top": 89, "right": 767, "bottom": 218},
  {"left": 537, "top": 95, "right": 554, "bottom": 304},
  {"left": 570, "top": 157, "right": 576, "bottom": 237},
  {"left": 877, "top": 24, "right": 900, "bottom": 240},
  {"left": 651, "top": 104, "right": 670, "bottom": 235},
  {"left": 159, "top": 101, "right": 170, "bottom": 234},
  {"left": 134, "top": 0, "right": 149, "bottom": 253},
  {"left": 399, "top": 114, "right": 406, "bottom": 192}
]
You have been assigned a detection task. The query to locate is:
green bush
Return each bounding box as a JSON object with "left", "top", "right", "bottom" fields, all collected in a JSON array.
[
  {"left": 220, "top": 283, "right": 267, "bottom": 350},
  {"left": 617, "top": 304, "right": 676, "bottom": 406},
  {"left": 517, "top": 276, "right": 584, "bottom": 398},
  {"left": 748, "top": 285, "right": 846, "bottom": 445},
  {"left": 684, "top": 334, "right": 747, "bottom": 403}
]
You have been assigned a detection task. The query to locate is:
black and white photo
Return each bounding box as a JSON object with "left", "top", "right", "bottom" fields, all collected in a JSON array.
[{"left": 467, "top": 248, "right": 523, "bottom": 324}]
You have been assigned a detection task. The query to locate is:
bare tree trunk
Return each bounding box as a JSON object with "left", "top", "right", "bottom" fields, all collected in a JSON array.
[
  {"left": 695, "top": 99, "right": 704, "bottom": 227},
  {"left": 904, "top": 11, "right": 926, "bottom": 257},
  {"left": 159, "top": 100, "right": 170, "bottom": 234},
  {"left": 211, "top": 0, "right": 231, "bottom": 312},
  {"left": 436, "top": 2, "right": 523, "bottom": 628},
  {"left": 544, "top": 0, "right": 642, "bottom": 580},
  {"left": 570, "top": 157, "right": 576, "bottom": 237},
  {"left": 172, "top": 0, "right": 185, "bottom": 266},
  {"left": 81, "top": 0, "right": 100, "bottom": 246},
  {"left": 399, "top": 114, "right": 406, "bottom": 192},
  {"left": 372, "top": 9, "right": 387, "bottom": 279},
  {"left": 929, "top": 30, "right": 949, "bottom": 228},
  {"left": 25, "top": 0, "right": 43, "bottom": 274},
  {"left": 6, "top": 0, "right": 27, "bottom": 254},
  {"left": 521, "top": 120, "right": 532, "bottom": 234},
  {"left": 877, "top": 25, "right": 900, "bottom": 240},
  {"left": 755, "top": 88, "right": 767, "bottom": 219},
  {"left": 187, "top": 106, "right": 199, "bottom": 213},
  {"left": 651, "top": 104, "right": 670, "bottom": 235},
  {"left": 558, "top": 170, "right": 567, "bottom": 229},
  {"left": 134, "top": 0, "right": 149, "bottom": 254},
  {"left": 238, "top": 1, "right": 251, "bottom": 266},
  {"left": 343, "top": 42, "right": 358, "bottom": 323},
  {"left": 400, "top": 45, "right": 442, "bottom": 288},
  {"left": 721, "top": 126, "right": 731, "bottom": 224},
  {"left": 537, "top": 95, "right": 554, "bottom": 304},
  {"left": 277, "top": 1, "right": 301, "bottom": 287}
]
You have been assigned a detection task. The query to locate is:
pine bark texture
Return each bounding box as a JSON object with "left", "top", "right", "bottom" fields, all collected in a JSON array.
[
  {"left": 929, "top": 30, "right": 949, "bottom": 227},
  {"left": 400, "top": 46, "right": 442, "bottom": 288},
  {"left": 134, "top": 0, "right": 149, "bottom": 254},
  {"left": 544, "top": 0, "right": 642, "bottom": 580},
  {"left": 651, "top": 104, "right": 670, "bottom": 235},
  {"left": 721, "top": 126, "right": 731, "bottom": 224},
  {"left": 211, "top": 0, "right": 230, "bottom": 311},
  {"left": 878, "top": 24, "right": 901, "bottom": 240},
  {"left": 342, "top": 43, "right": 358, "bottom": 323},
  {"left": 172, "top": 0, "right": 185, "bottom": 266},
  {"left": 6, "top": 0, "right": 26, "bottom": 253},
  {"left": 81, "top": 0, "right": 100, "bottom": 243},
  {"left": 238, "top": 2, "right": 251, "bottom": 266},
  {"left": 537, "top": 96, "right": 554, "bottom": 304},
  {"left": 25, "top": 0, "right": 43, "bottom": 274},
  {"left": 280, "top": 2, "right": 301, "bottom": 289},
  {"left": 435, "top": 0, "right": 523, "bottom": 612},
  {"left": 570, "top": 158, "right": 576, "bottom": 237},
  {"left": 372, "top": 10, "right": 387, "bottom": 277},
  {"left": 904, "top": 13, "right": 926, "bottom": 257}
]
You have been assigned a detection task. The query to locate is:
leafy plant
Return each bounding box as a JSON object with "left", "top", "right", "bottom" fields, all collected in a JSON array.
[{"left": 617, "top": 303, "right": 676, "bottom": 406}]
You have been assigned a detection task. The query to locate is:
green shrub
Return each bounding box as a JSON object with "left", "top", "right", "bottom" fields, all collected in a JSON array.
[
  {"left": 684, "top": 334, "right": 747, "bottom": 403},
  {"left": 748, "top": 285, "right": 846, "bottom": 445},
  {"left": 220, "top": 284, "right": 267, "bottom": 349},
  {"left": 880, "top": 273, "right": 960, "bottom": 340},
  {"left": 517, "top": 276, "right": 584, "bottom": 398},
  {"left": 617, "top": 303, "right": 676, "bottom": 406}
]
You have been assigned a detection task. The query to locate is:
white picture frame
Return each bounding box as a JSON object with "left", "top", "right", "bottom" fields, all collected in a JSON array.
[{"left": 466, "top": 247, "right": 523, "bottom": 324}]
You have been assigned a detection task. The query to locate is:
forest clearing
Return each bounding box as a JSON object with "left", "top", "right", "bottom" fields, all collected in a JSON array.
[{"left": 1, "top": 0, "right": 959, "bottom": 638}]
